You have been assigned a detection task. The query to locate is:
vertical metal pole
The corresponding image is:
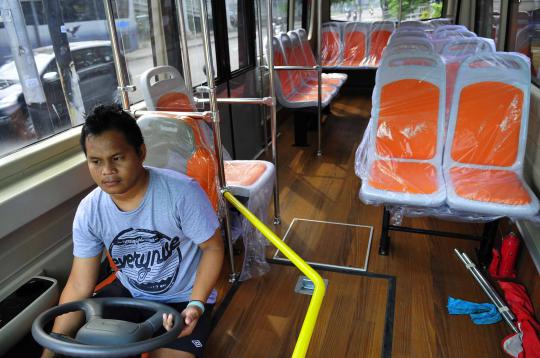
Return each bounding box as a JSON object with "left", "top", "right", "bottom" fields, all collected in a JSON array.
[
  {"left": 175, "top": 0, "right": 193, "bottom": 92},
  {"left": 103, "top": 0, "right": 130, "bottom": 110},
  {"left": 256, "top": 0, "right": 268, "bottom": 156},
  {"left": 199, "top": 0, "right": 238, "bottom": 282},
  {"left": 316, "top": 0, "right": 322, "bottom": 157},
  {"left": 265, "top": 0, "right": 282, "bottom": 225}
]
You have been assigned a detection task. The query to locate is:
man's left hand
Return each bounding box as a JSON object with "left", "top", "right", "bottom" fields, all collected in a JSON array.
[{"left": 162, "top": 305, "right": 201, "bottom": 337}]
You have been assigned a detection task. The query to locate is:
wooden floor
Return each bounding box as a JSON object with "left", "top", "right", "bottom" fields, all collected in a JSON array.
[{"left": 207, "top": 91, "right": 509, "bottom": 357}]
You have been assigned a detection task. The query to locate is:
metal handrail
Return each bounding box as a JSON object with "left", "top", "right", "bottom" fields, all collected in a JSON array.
[{"left": 223, "top": 191, "right": 326, "bottom": 358}]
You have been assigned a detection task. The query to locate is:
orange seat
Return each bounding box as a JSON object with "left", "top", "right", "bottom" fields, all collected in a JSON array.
[
  {"left": 359, "top": 51, "right": 446, "bottom": 207},
  {"left": 444, "top": 52, "right": 539, "bottom": 216},
  {"left": 321, "top": 23, "right": 342, "bottom": 66},
  {"left": 450, "top": 167, "right": 531, "bottom": 205},
  {"left": 341, "top": 22, "right": 369, "bottom": 67},
  {"left": 369, "top": 160, "right": 439, "bottom": 194},
  {"left": 367, "top": 21, "right": 395, "bottom": 66}
]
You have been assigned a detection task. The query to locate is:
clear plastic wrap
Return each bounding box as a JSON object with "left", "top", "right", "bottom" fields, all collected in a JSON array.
[
  {"left": 357, "top": 51, "right": 447, "bottom": 207},
  {"left": 321, "top": 22, "right": 342, "bottom": 67},
  {"left": 341, "top": 22, "right": 369, "bottom": 67},
  {"left": 138, "top": 113, "right": 276, "bottom": 281},
  {"left": 355, "top": 51, "right": 540, "bottom": 222},
  {"left": 224, "top": 161, "right": 275, "bottom": 281},
  {"left": 366, "top": 21, "right": 396, "bottom": 66},
  {"left": 443, "top": 52, "right": 539, "bottom": 218}
]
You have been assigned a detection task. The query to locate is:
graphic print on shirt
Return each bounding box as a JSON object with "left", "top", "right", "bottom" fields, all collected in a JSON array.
[{"left": 110, "top": 228, "right": 182, "bottom": 294}]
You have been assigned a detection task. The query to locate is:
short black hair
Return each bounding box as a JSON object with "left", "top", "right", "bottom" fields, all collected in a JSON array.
[{"left": 80, "top": 104, "right": 144, "bottom": 156}]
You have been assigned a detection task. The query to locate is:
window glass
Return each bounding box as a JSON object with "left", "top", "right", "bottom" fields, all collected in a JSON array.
[
  {"left": 330, "top": 0, "right": 441, "bottom": 22},
  {"left": 226, "top": 0, "right": 240, "bottom": 71},
  {"left": 182, "top": 0, "right": 218, "bottom": 85},
  {"left": 0, "top": 0, "right": 119, "bottom": 158},
  {"left": 514, "top": 1, "right": 540, "bottom": 85},
  {"left": 273, "top": 0, "right": 288, "bottom": 35},
  {"left": 293, "top": 0, "right": 303, "bottom": 29}
]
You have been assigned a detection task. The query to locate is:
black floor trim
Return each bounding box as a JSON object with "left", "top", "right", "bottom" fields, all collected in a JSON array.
[{"left": 268, "top": 259, "right": 396, "bottom": 358}]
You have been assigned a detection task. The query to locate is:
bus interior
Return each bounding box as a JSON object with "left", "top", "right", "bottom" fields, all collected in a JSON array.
[{"left": 0, "top": 0, "right": 539, "bottom": 357}]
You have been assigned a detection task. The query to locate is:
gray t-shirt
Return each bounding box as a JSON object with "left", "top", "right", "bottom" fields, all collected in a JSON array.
[{"left": 73, "top": 166, "right": 219, "bottom": 303}]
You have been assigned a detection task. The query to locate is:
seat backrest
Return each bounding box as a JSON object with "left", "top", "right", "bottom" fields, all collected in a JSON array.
[
  {"left": 321, "top": 22, "right": 343, "bottom": 66},
  {"left": 383, "top": 38, "right": 434, "bottom": 57},
  {"left": 433, "top": 24, "right": 468, "bottom": 36},
  {"left": 288, "top": 30, "right": 318, "bottom": 79},
  {"left": 140, "top": 65, "right": 196, "bottom": 112},
  {"left": 388, "top": 32, "right": 429, "bottom": 47},
  {"left": 296, "top": 28, "right": 318, "bottom": 67},
  {"left": 399, "top": 20, "right": 428, "bottom": 30},
  {"left": 445, "top": 52, "right": 531, "bottom": 171},
  {"left": 428, "top": 18, "right": 454, "bottom": 28},
  {"left": 138, "top": 113, "right": 219, "bottom": 211},
  {"left": 280, "top": 33, "right": 305, "bottom": 88},
  {"left": 368, "top": 21, "right": 395, "bottom": 65},
  {"left": 342, "top": 22, "right": 369, "bottom": 65},
  {"left": 272, "top": 36, "right": 296, "bottom": 100},
  {"left": 441, "top": 37, "right": 495, "bottom": 122},
  {"left": 371, "top": 52, "right": 445, "bottom": 162}
]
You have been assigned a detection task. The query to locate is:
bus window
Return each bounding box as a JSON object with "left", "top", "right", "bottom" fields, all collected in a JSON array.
[
  {"left": 182, "top": 0, "right": 218, "bottom": 86},
  {"left": 226, "top": 0, "right": 254, "bottom": 72},
  {"left": 0, "top": 0, "right": 130, "bottom": 158},
  {"left": 293, "top": 0, "right": 303, "bottom": 29},
  {"left": 273, "top": 0, "right": 288, "bottom": 34},
  {"left": 330, "top": 0, "right": 442, "bottom": 22},
  {"left": 512, "top": 1, "right": 540, "bottom": 86}
]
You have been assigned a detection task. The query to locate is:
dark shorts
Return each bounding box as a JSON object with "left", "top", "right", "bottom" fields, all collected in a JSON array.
[{"left": 93, "top": 280, "right": 214, "bottom": 357}]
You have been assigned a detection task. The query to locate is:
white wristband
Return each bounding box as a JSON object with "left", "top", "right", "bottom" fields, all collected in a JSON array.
[{"left": 187, "top": 300, "right": 205, "bottom": 314}]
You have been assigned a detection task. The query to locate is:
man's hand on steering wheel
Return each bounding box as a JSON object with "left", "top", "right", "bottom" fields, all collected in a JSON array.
[{"left": 162, "top": 305, "right": 201, "bottom": 337}]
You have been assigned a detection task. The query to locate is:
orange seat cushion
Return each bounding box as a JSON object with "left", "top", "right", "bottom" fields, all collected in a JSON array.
[
  {"left": 450, "top": 167, "right": 531, "bottom": 205},
  {"left": 376, "top": 79, "right": 440, "bottom": 160},
  {"left": 451, "top": 82, "right": 523, "bottom": 167},
  {"left": 225, "top": 162, "right": 267, "bottom": 186},
  {"left": 368, "top": 160, "right": 439, "bottom": 194},
  {"left": 156, "top": 92, "right": 196, "bottom": 111}
]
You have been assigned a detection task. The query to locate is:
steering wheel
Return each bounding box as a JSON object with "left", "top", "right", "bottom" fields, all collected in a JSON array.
[{"left": 32, "top": 297, "right": 184, "bottom": 357}]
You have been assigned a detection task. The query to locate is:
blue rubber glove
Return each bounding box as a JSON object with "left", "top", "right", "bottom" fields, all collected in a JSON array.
[{"left": 447, "top": 297, "right": 502, "bottom": 325}]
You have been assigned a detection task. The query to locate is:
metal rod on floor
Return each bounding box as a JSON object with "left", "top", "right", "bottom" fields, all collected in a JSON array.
[
  {"left": 265, "top": 0, "right": 281, "bottom": 225},
  {"left": 454, "top": 249, "right": 518, "bottom": 333},
  {"left": 199, "top": 0, "right": 238, "bottom": 282}
]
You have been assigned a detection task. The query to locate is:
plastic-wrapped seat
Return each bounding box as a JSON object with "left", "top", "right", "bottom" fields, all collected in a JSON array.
[
  {"left": 272, "top": 36, "right": 336, "bottom": 108},
  {"left": 432, "top": 29, "right": 478, "bottom": 52},
  {"left": 400, "top": 20, "right": 429, "bottom": 30},
  {"left": 383, "top": 38, "right": 434, "bottom": 57},
  {"left": 341, "top": 22, "right": 369, "bottom": 67},
  {"left": 367, "top": 21, "right": 395, "bottom": 66},
  {"left": 429, "top": 18, "right": 454, "bottom": 28},
  {"left": 295, "top": 28, "right": 347, "bottom": 85},
  {"left": 433, "top": 24, "right": 468, "bottom": 37},
  {"left": 359, "top": 52, "right": 446, "bottom": 207},
  {"left": 444, "top": 53, "right": 539, "bottom": 217},
  {"left": 287, "top": 30, "right": 343, "bottom": 88},
  {"left": 440, "top": 37, "right": 495, "bottom": 121},
  {"left": 321, "top": 22, "right": 343, "bottom": 67},
  {"left": 139, "top": 113, "right": 275, "bottom": 281},
  {"left": 281, "top": 32, "right": 342, "bottom": 90},
  {"left": 387, "top": 31, "right": 429, "bottom": 46}
]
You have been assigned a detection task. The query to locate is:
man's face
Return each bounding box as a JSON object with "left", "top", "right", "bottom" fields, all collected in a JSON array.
[{"left": 85, "top": 130, "right": 146, "bottom": 196}]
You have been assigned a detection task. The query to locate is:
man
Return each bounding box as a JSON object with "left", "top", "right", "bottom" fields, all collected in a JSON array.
[{"left": 43, "top": 105, "right": 224, "bottom": 358}]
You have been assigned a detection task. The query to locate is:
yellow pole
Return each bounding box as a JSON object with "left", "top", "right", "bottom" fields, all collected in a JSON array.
[{"left": 223, "top": 191, "right": 326, "bottom": 358}]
